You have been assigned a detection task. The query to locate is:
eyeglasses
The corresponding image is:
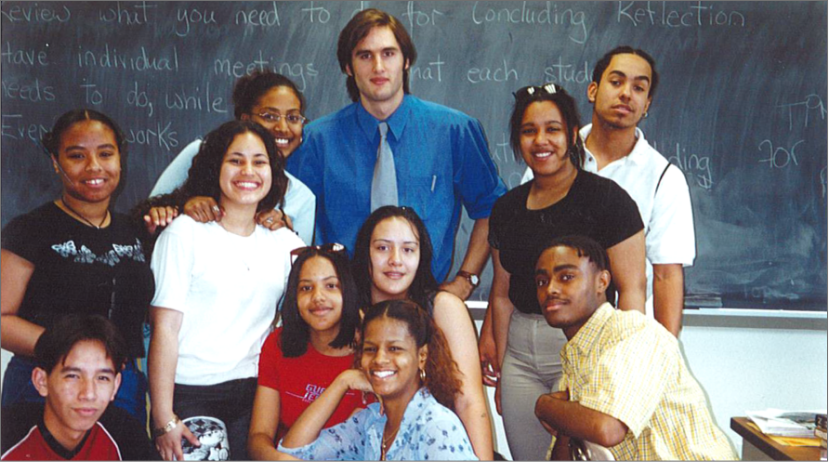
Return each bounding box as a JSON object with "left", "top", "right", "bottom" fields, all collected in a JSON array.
[
  {"left": 256, "top": 112, "right": 307, "bottom": 126},
  {"left": 290, "top": 243, "right": 347, "bottom": 265},
  {"left": 513, "top": 83, "right": 563, "bottom": 101}
]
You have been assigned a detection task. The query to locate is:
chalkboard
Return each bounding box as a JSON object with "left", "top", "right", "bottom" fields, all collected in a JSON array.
[{"left": 2, "top": 1, "right": 826, "bottom": 310}]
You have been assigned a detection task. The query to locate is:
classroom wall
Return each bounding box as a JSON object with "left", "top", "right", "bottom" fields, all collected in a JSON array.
[{"left": 4, "top": 312, "right": 826, "bottom": 458}]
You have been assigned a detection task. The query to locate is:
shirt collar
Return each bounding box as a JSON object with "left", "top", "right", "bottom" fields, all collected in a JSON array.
[
  {"left": 564, "top": 302, "right": 615, "bottom": 357},
  {"left": 355, "top": 95, "right": 412, "bottom": 143},
  {"left": 38, "top": 416, "right": 94, "bottom": 460},
  {"left": 580, "top": 124, "right": 649, "bottom": 166}
]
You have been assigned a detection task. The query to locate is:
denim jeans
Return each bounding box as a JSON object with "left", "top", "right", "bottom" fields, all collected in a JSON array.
[
  {"left": 165, "top": 377, "right": 257, "bottom": 461},
  {"left": 2, "top": 355, "right": 148, "bottom": 429}
]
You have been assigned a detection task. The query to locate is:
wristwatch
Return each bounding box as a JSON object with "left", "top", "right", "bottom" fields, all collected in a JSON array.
[
  {"left": 153, "top": 415, "right": 181, "bottom": 439},
  {"left": 457, "top": 270, "right": 480, "bottom": 288}
]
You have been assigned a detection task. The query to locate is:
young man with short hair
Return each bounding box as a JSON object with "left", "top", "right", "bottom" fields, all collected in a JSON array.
[
  {"left": 2, "top": 315, "right": 149, "bottom": 461},
  {"left": 532, "top": 235, "right": 735, "bottom": 460},
  {"left": 521, "top": 46, "right": 696, "bottom": 336},
  {"left": 287, "top": 8, "right": 506, "bottom": 302}
]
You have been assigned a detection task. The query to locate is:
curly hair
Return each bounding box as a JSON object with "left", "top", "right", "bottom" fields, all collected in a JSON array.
[
  {"left": 174, "top": 120, "right": 287, "bottom": 213},
  {"left": 232, "top": 70, "right": 306, "bottom": 120},
  {"left": 352, "top": 206, "right": 438, "bottom": 311},
  {"left": 358, "top": 299, "right": 462, "bottom": 410},
  {"left": 281, "top": 248, "right": 360, "bottom": 358}
]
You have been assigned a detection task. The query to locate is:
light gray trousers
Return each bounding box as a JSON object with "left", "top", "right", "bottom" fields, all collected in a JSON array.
[{"left": 501, "top": 310, "right": 567, "bottom": 461}]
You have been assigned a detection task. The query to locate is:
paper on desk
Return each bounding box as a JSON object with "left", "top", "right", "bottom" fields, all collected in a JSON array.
[{"left": 747, "top": 409, "right": 823, "bottom": 438}]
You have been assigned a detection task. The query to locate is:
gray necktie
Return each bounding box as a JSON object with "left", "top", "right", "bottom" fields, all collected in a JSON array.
[{"left": 371, "top": 122, "right": 398, "bottom": 211}]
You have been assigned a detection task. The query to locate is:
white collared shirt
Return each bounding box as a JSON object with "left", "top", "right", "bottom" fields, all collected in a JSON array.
[{"left": 521, "top": 125, "right": 696, "bottom": 316}]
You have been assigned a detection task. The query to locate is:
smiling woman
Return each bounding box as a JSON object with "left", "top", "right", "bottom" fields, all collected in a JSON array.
[
  {"left": 482, "top": 83, "right": 646, "bottom": 460},
  {"left": 144, "top": 71, "right": 316, "bottom": 245},
  {"left": 0, "top": 109, "right": 154, "bottom": 429},
  {"left": 277, "top": 299, "right": 477, "bottom": 461},
  {"left": 247, "top": 246, "right": 363, "bottom": 460},
  {"left": 144, "top": 120, "right": 304, "bottom": 461}
]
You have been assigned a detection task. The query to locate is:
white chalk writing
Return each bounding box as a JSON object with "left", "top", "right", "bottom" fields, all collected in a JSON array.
[
  {"left": 472, "top": 2, "right": 588, "bottom": 44},
  {"left": 467, "top": 60, "right": 518, "bottom": 84},
  {"left": 99, "top": 1, "right": 154, "bottom": 25},
  {"left": 1, "top": 78, "right": 55, "bottom": 102},
  {"left": 758, "top": 139, "right": 804, "bottom": 169},
  {"left": 544, "top": 57, "right": 591, "bottom": 84},
  {"left": 1, "top": 3, "right": 70, "bottom": 23},
  {"left": 2, "top": 42, "right": 48, "bottom": 66},
  {"left": 301, "top": 2, "right": 329, "bottom": 23},
  {"left": 665, "top": 142, "right": 713, "bottom": 190},
  {"left": 617, "top": 1, "right": 746, "bottom": 28},
  {"left": 1, "top": 114, "right": 50, "bottom": 144},
  {"left": 777, "top": 94, "right": 827, "bottom": 132}
]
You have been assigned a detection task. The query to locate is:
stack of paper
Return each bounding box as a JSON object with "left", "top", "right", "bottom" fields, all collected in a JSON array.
[{"left": 746, "top": 409, "right": 823, "bottom": 438}]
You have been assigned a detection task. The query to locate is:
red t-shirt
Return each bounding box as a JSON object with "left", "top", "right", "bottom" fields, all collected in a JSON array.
[
  {"left": 258, "top": 328, "right": 364, "bottom": 442},
  {"left": 1, "top": 422, "right": 121, "bottom": 461}
]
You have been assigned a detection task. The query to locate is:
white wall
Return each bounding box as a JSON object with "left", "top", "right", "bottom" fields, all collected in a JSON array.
[{"left": 3, "top": 309, "right": 826, "bottom": 460}]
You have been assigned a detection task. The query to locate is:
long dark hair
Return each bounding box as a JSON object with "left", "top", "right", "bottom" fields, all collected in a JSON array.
[
  {"left": 281, "top": 248, "right": 360, "bottom": 357},
  {"left": 359, "top": 299, "right": 462, "bottom": 410},
  {"left": 509, "top": 83, "right": 584, "bottom": 168},
  {"left": 177, "top": 120, "right": 287, "bottom": 213},
  {"left": 352, "top": 206, "right": 437, "bottom": 310}
]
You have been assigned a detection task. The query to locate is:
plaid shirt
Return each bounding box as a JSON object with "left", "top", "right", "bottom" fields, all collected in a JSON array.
[{"left": 559, "top": 303, "right": 736, "bottom": 460}]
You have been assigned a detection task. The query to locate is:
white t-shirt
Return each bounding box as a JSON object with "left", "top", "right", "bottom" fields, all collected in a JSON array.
[
  {"left": 522, "top": 125, "right": 696, "bottom": 316},
  {"left": 150, "top": 216, "right": 304, "bottom": 385},
  {"left": 151, "top": 139, "right": 316, "bottom": 245}
]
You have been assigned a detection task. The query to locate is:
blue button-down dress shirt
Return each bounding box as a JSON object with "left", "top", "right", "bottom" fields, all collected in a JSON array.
[{"left": 287, "top": 96, "right": 506, "bottom": 281}]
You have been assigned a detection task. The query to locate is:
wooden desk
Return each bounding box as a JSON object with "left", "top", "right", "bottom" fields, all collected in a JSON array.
[{"left": 731, "top": 417, "right": 826, "bottom": 461}]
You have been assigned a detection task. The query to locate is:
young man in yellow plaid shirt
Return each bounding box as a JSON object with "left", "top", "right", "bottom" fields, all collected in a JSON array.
[{"left": 533, "top": 235, "right": 736, "bottom": 460}]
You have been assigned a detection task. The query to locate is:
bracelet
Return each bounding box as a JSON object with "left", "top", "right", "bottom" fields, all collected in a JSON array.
[{"left": 153, "top": 415, "right": 181, "bottom": 439}]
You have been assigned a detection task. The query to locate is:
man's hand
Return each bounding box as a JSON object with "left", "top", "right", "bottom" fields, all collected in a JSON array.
[{"left": 439, "top": 274, "right": 474, "bottom": 301}]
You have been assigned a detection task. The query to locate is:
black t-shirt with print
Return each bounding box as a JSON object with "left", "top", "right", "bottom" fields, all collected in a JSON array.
[{"left": 2, "top": 203, "right": 154, "bottom": 358}]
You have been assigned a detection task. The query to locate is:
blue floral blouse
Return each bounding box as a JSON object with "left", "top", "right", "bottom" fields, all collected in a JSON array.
[{"left": 277, "top": 388, "right": 477, "bottom": 460}]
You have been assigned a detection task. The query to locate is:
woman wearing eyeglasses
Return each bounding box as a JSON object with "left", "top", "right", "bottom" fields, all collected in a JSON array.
[
  {"left": 485, "top": 83, "right": 646, "bottom": 460},
  {"left": 247, "top": 244, "right": 364, "bottom": 460},
  {"left": 147, "top": 120, "right": 304, "bottom": 461},
  {"left": 143, "top": 71, "right": 315, "bottom": 245}
]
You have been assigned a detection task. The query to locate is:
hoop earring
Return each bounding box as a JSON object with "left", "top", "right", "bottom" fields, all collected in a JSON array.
[{"left": 419, "top": 368, "right": 426, "bottom": 382}]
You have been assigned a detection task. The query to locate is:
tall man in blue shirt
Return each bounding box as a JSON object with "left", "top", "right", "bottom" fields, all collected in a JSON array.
[{"left": 287, "top": 8, "right": 506, "bottom": 300}]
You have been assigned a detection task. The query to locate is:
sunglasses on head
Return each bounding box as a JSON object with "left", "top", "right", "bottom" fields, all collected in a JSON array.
[
  {"left": 290, "top": 243, "right": 347, "bottom": 265},
  {"left": 513, "top": 83, "right": 564, "bottom": 101}
]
